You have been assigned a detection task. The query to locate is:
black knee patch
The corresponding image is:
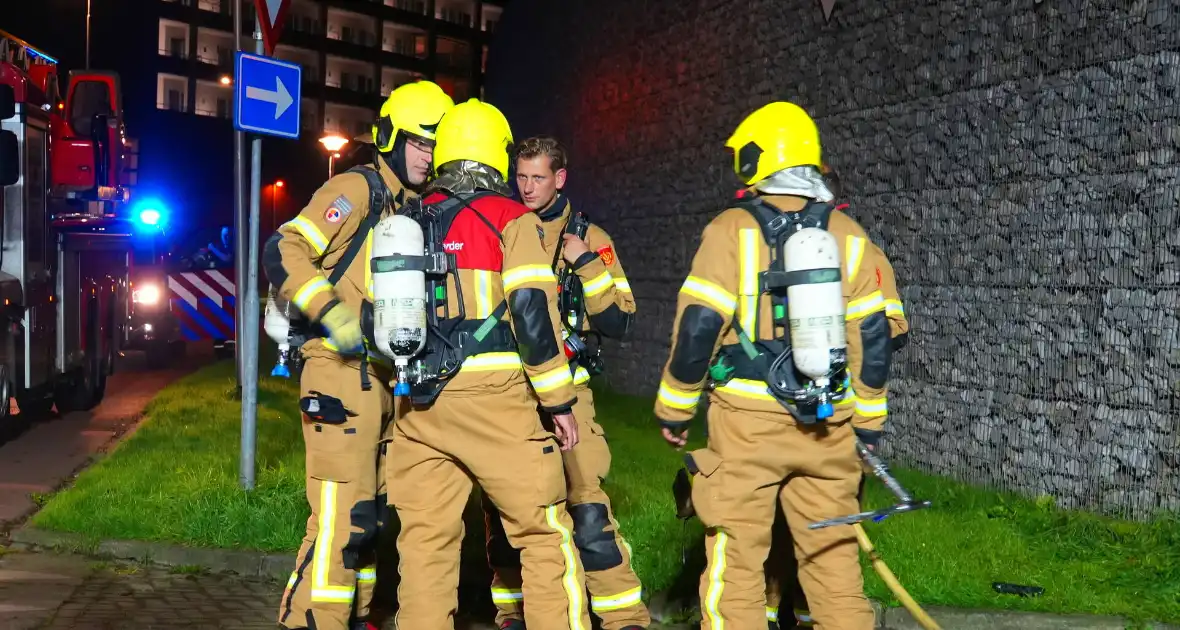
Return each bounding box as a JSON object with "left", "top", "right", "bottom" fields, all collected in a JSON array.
[
  {"left": 342, "top": 498, "right": 379, "bottom": 570},
  {"left": 570, "top": 503, "right": 623, "bottom": 572}
]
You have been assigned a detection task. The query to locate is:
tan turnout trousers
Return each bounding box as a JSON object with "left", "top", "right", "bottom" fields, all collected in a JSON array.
[
  {"left": 765, "top": 506, "right": 815, "bottom": 628},
  {"left": 689, "top": 403, "right": 873, "bottom": 630},
  {"left": 386, "top": 383, "right": 592, "bottom": 630},
  {"left": 278, "top": 356, "right": 395, "bottom": 630},
  {"left": 484, "top": 386, "right": 649, "bottom": 629}
]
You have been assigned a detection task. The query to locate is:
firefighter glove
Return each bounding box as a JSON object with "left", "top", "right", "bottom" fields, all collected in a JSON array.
[{"left": 320, "top": 303, "right": 364, "bottom": 354}]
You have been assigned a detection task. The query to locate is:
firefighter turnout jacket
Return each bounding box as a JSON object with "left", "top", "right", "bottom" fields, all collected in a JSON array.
[
  {"left": 654, "top": 194, "right": 907, "bottom": 432},
  {"left": 264, "top": 158, "right": 407, "bottom": 364},
  {"left": 414, "top": 188, "right": 579, "bottom": 412},
  {"left": 537, "top": 195, "right": 636, "bottom": 385}
]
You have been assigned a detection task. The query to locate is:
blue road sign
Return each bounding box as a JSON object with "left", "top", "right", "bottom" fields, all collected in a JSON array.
[{"left": 234, "top": 52, "right": 301, "bottom": 139}]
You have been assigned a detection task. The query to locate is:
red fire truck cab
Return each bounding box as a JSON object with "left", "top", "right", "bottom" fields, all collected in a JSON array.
[{"left": 0, "top": 30, "right": 134, "bottom": 419}]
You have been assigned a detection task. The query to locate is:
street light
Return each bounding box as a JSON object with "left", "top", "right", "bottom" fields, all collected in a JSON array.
[
  {"left": 220, "top": 75, "right": 232, "bottom": 86},
  {"left": 319, "top": 134, "right": 349, "bottom": 178}
]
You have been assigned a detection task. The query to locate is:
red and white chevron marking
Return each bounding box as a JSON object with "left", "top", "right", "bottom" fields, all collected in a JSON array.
[{"left": 167, "top": 269, "right": 235, "bottom": 308}]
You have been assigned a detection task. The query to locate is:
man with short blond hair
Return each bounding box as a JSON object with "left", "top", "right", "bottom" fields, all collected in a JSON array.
[{"left": 482, "top": 135, "right": 649, "bottom": 630}]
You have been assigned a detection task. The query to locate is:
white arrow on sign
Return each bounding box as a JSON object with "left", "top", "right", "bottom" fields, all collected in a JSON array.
[
  {"left": 245, "top": 75, "right": 293, "bottom": 119},
  {"left": 820, "top": 0, "right": 837, "bottom": 22}
]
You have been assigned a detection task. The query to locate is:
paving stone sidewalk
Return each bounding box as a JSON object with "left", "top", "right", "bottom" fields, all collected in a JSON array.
[
  {"left": 0, "top": 549, "right": 283, "bottom": 630},
  {"left": 0, "top": 549, "right": 544, "bottom": 630},
  {"left": 3, "top": 545, "right": 1176, "bottom": 630}
]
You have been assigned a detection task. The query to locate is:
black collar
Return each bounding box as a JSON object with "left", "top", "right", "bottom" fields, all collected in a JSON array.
[{"left": 538, "top": 193, "right": 569, "bottom": 222}]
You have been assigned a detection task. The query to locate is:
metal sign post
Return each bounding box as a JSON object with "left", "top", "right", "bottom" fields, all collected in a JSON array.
[
  {"left": 233, "top": 0, "right": 246, "bottom": 396},
  {"left": 234, "top": 0, "right": 298, "bottom": 490}
]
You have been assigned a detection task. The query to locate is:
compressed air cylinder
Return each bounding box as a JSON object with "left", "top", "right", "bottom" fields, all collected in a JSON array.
[
  {"left": 783, "top": 227, "right": 846, "bottom": 417},
  {"left": 371, "top": 214, "right": 428, "bottom": 396},
  {"left": 264, "top": 285, "right": 292, "bottom": 378}
]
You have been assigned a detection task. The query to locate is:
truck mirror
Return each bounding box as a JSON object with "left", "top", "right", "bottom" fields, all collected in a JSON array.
[
  {"left": 0, "top": 84, "right": 13, "bottom": 120},
  {"left": 0, "top": 130, "right": 17, "bottom": 187}
]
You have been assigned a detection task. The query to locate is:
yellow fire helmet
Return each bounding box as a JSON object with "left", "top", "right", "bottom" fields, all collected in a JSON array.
[
  {"left": 432, "top": 98, "right": 514, "bottom": 179},
  {"left": 371, "top": 80, "right": 455, "bottom": 153},
  {"left": 725, "top": 101, "right": 822, "bottom": 186}
]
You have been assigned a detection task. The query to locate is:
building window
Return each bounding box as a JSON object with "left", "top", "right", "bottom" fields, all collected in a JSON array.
[
  {"left": 438, "top": 3, "right": 473, "bottom": 28},
  {"left": 158, "top": 19, "right": 189, "bottom": 58},
  {"left": 381, "top": 68, "right": 424, "bottom": 96},
  {"left": 157, "top": 73, "right": 189, "bottom": 113},
  {"left": 482, "top": 4, "right": 502, "bottom": 32},
  {"left": 436, "top": 37, "right": 472, "bottom": 74},
  {"left": 194, "top": 79, "right": 232, "bottom": 118},
  {"left": 275, "top": 45, "right": 321, "bottom": 83},
  {"left": 196, "top": 27, "right": 235, "bottom": 68}
]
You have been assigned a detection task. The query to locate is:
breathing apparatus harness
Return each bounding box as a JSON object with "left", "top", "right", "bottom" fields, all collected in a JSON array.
[
  {"left": 550, "top": 208, "right": 605, "bottom": 379},
  {"left": 285, "top": 164, "right": 404, "bottom": 391},
  {"left": 369, "top": 189, "right": 517, "bottom": 407},
  {"left": 708, "top": 196, "right": 850, "bottom": 424}
]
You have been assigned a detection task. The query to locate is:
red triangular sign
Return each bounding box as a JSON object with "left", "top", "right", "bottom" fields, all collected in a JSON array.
[
  {"left": 820, "top": 0, "right": 837, "bottom": 22},
  {"left": 255, "top": 0, "right": 292, "bottom": 56}
]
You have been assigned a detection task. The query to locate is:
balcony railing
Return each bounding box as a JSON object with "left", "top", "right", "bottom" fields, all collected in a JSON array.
[
  {"left": 196, "top": 49, "right": 234, "bottom": 68},
  {"left": 194, "top": 104, "right": 231, "bottom": 119},
  {"left": 387, "top": 0, "right": 428, "bottom": 15},
  {"left": 159, "top": 46, "right": 189, "bottom": 59},
  {"left": 328, "top": 28, "right": 378, "bottom": 48},
  {"left": 157, "top": 99, "right": 189, "bottom": 113}
]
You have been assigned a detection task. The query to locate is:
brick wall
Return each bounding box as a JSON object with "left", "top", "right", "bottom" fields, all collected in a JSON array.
[{"left": 483, "top": 0, "right": 1180, "bottom": 518}]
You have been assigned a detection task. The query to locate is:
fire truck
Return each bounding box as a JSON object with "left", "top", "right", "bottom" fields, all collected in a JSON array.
[{"left": 0, "top": 29, "right": 136, "bottom": 419}]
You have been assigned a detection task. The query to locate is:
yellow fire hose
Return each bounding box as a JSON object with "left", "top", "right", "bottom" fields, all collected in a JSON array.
[{"left": 854, "top": 522, "right": 941, "bottom": 630}]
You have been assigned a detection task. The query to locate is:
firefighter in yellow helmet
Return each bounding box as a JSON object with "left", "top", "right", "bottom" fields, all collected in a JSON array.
[
  {"left": 761, "top": 161, "right": 910, "bottom": 629},
  {"left": 379, "top": 98, "right": 591, "bottom": 629},
  {"left": 266, "top": 80, "right": 453, "bottom": 630},
  {"left": 654, "top": 101, "right": 899, "bottom": 630}
]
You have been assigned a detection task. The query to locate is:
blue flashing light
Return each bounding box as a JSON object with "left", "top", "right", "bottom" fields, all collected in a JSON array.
[
  {"left": 139, "top": 209, "right": 161, "bottom": 226},
  {"left": 130, "top": 198, "right": 169, "bottom": 232}
]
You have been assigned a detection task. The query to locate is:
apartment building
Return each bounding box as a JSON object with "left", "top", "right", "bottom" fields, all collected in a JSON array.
[{"left": 153, "top": 0, "right": 504, "bottom": 138}]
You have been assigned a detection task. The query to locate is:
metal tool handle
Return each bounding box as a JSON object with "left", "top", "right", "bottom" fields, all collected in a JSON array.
[
  {"left": 808, "top": 440, "right": 932, "bottom": 530},
  {"left": 856, "top": 440, "right": 913, "bottom": 503}
]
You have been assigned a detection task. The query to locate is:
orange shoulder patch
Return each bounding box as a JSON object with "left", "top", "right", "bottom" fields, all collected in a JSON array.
[{"left": 597, "top": 245, "right": 615, "bottom": 266}]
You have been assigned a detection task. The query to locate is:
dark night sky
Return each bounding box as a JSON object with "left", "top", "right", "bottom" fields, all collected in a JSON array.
[{"left": 6, "top": 0, "right": 87, "bottom": 74}]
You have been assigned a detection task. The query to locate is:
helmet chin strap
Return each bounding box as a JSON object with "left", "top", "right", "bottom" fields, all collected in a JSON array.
[{"left": 379, "top": 134, "right": 412, "bottom": 186}]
